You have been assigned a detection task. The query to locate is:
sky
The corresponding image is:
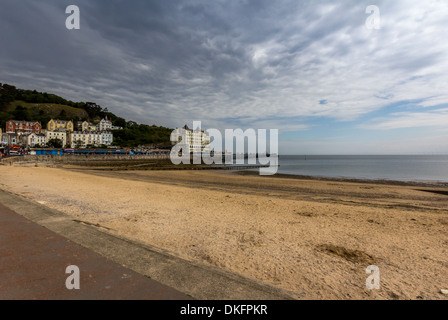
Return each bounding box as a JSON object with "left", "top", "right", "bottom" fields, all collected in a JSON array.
[{"left": 1, "top": 0, "right": 448, "bottom": 154}]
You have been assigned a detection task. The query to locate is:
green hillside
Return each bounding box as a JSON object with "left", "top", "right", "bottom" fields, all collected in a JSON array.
[
  {"left": 5, "top": 101, "right": 90, "bottom": 125},
  {"left": 0, "top": 83, "right": 173, "bottom": 147}
]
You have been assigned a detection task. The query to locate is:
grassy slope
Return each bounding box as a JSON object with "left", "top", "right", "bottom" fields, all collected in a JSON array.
[{"left": 8, "top": 100, "right": 89, "bottom": 120}]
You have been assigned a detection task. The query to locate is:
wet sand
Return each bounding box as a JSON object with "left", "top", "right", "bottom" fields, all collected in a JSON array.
[{"left": 0, "top": 164, "right": 447, "bottom": 299}]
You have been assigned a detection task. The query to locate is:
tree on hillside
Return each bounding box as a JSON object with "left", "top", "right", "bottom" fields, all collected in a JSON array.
[
  {"left": 47, "top": 138, "right": 63, "bottom": 148},
  {"left": 113, "top": 123, "right": 172, "bottom": 147},
  {"left": 82, "top": 102, "right": 105, "bottom": 119},
  {"left": 59, "top": 109, "right": 68, "bottom": 120},
  {"left": 126, "top": 120, "right": 138, "bottom": 128},
  {"left": 113, "top": 117, "right": 126, "bottom": 128},
  {"left": 12, "top": 105, "right": 30, "bottom": 121},
  {"left": 0, "top": 83, "right": 17, "bottom": 110}
]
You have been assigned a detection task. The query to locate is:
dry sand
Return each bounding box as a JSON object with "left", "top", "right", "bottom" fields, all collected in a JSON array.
[{"left": 0, "top": 164, "right": 447, "bottom": 299}]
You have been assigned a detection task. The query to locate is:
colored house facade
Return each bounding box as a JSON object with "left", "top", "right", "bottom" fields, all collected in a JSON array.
[
  {"left": 2, "top": 132, "right": 18, "bottom": 145},
  {"left": 76, "top": 121, "right": 97, "bottom": 132},
  {"left": 47, "top": 119, "right": 74, "bottom": 132},
  {"left": 6, "top": 120, "right": 42, "bottom": 134}
]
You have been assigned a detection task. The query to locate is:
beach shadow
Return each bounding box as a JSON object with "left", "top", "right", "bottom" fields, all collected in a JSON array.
[
  {"left": 316, "top": 244, "right": 376, "bottom": 265},
  {"left": 416, "top": 189, "right": 448, "bottom": 196}
]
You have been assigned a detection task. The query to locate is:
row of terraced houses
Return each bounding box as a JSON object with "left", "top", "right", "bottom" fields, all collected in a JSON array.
[{"left": 0, "top": 117, "right": 122, "bottom": 148}]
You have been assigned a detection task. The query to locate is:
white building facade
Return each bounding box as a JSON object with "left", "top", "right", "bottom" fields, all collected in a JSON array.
[
  {"left": 171, "top": 125, "right": 211, "bottom": 154},
  {"left": 22, "top": 133, "right": 46, "bottom": 147},
  {"left": 46, "top": 131, "right": 67, "bottom": 147},
  {"left": 68, "top": 132, "right": 112, "bottom": 148},
  {"left": 100, "top": 132, "right": 113, "bottom": 146},
  {"left": 69, "top": 131, "right": 103, "bottom": 148},
  {"left": 96, "top": 117, "right": 122, "bottom": 132},
  {"left": 96, "top": 118, "right": 112, "bottom": 132}
]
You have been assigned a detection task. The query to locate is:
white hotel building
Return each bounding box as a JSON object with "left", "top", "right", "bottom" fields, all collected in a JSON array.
[{"left": 171, "top": 124, "right": 211, "bottom": 154}]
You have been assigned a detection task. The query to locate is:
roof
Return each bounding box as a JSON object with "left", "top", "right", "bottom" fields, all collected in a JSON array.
[
  {"left": 23, "top": 133, "right": 44, "bottom": 137},
  {"left": 8, "top": 120, "right": 40, "bottom": 125}
]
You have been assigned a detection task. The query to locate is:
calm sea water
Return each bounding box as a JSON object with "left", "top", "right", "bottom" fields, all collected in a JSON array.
[{"left": 274, "top": 155, "right": 448, "bottom": 183}]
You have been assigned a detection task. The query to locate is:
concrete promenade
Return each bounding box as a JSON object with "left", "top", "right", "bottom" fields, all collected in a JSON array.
[
  {"left": 0, "top": 202, "right": 191, "bottom": 300},
  {"left": 0, "top": 190, "right": 294, "bottom": 300}
]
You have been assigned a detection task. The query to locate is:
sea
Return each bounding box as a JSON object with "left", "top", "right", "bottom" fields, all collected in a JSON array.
[{"left": 271, "top": 155, "right": 448, "bottom": 183}]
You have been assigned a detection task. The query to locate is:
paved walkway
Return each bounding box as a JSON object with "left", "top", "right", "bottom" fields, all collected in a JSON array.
[{"left": 0, "top": 203, "right": 192, "bottom": 300}]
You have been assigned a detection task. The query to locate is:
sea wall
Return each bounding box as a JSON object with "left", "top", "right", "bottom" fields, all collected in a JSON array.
[{"left": 1, "top": 154, "right": 171, "bottom": 164}]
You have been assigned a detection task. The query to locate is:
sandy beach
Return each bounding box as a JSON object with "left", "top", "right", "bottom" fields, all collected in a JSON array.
[{"left": 0, "top": 164, "right": 447, "bottom": 300}]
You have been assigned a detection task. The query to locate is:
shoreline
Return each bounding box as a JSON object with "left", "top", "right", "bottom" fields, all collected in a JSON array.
[
  {"left": 236, "top": 170, "right": 448, "bottom": 188},
  {"left": 4, "top": 154, "right": 448, "bottom": 188}
]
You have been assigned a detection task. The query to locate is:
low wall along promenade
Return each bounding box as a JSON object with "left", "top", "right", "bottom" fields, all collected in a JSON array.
[
  {"left": 1, "top": 154, "right": 170, "bottom": 164},
  {"left": 1, "top": 154, "right": 270, "bottom": 171}
]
